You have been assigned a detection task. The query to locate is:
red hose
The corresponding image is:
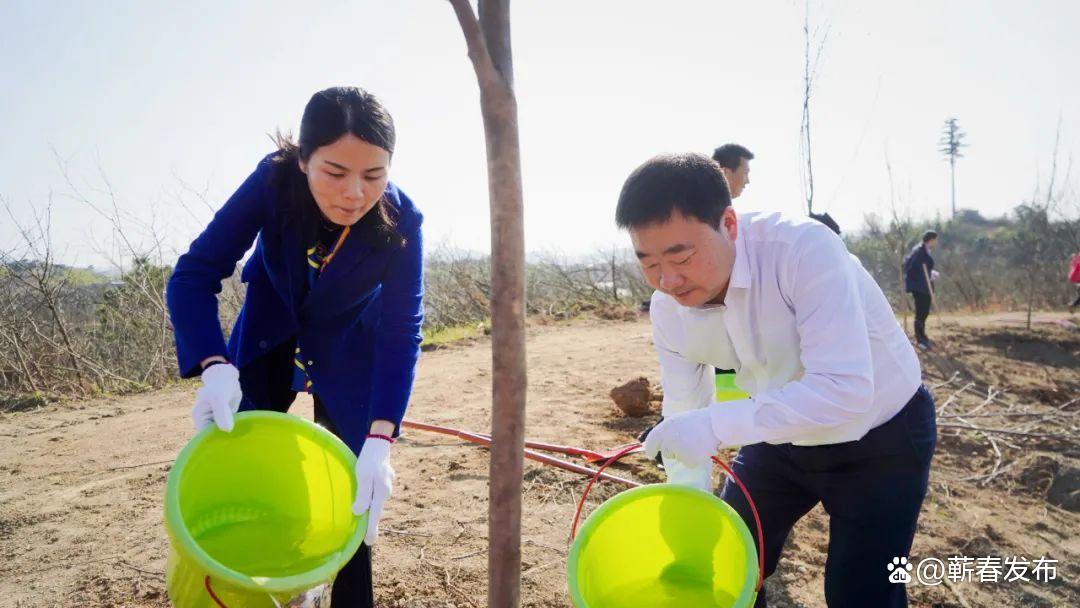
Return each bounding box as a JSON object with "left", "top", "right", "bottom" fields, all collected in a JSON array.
[
  {"left": 402, "top": 419, "right": 641, "bottom": 463},
  {"left": 401, "top": 419, "right": 641, "bottom": 487},
  {"left": 570, "top": 445, "right": 765, "bottom": 593},
  {"left": 712, "top": 456, "right": 765, "bottom": 593},
  {"left": 570, "top": 443, "right": 642, "bottom": 539}
]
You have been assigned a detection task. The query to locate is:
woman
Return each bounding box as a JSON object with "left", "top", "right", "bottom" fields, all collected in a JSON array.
[{"left": 166, "top": 86, "right": 423, "bottom": 605}]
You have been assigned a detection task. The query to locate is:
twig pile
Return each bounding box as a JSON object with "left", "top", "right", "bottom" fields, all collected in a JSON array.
[{"left": 930, "top": 371, "right": 1078, "bottom": 486}]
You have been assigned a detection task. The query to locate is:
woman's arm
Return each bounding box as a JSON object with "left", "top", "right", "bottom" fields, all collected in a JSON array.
[
  {"left": 167, "top": 157, "right": 275, "bottom": 378},
  {"left": 367, "top": 189, "right": 425, "bottom": 432}
]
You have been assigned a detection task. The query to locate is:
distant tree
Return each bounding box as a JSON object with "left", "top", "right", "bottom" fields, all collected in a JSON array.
[
  {"left": 1013, "top": 120, "right": 1072, "bottom": 328},
  {"left": 799, "top": 0, "right": 829, "bottom": 216},
  {"left": 938, "top": 117, "right": 968, "bottom": 217}
]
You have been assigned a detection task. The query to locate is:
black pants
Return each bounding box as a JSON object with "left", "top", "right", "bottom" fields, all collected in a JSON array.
[
  {"left": 1071, "top": 285, "right": 1080, "bottom": 309},
  {"left": 239, "top": 344, "right": 375, "bottom": 607},
  {"left": 911, "top": 291, "right": 932, "bottom": 343},
  {"left": 720, "top": 386, "right": 937, "bottom": 607}
]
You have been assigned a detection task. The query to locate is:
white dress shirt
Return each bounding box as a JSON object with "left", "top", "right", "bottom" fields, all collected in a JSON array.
[{"left": 652, "top": 211, "right": 922, "bottom": 487}]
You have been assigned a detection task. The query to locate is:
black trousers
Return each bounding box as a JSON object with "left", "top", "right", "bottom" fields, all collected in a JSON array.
[
  {"left": 1071, "top": 285, "right": 1080, "bottom": 308},
  {"left": 720, "top": 386, "right": 937, "bottom": 607},
  {"left": 238, "top": 342, "right": 375, "bottom": 607},
  {"left": 911, "top": 291, "right": 932, "bottom": 343}
]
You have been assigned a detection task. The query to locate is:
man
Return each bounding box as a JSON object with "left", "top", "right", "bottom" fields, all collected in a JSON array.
[
  {"left": 712, "top": 143, "right": 753, "bottom": 199},
  {"left": 617, "top": 153, "right": 936, "bottom": 607},
  {"left": 637, "top": 144, "right": 754, "bottom": 439},
  {"left": 903, "top": 231, "right": 938, "bottom": 350}
]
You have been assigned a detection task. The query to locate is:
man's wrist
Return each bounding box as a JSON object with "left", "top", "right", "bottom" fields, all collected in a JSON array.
[{"left": 707, "top": 398, "right": 757, "bottom": 448}]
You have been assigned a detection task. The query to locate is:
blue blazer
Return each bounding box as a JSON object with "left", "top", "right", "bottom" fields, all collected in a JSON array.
[{"left": 166, "top": 154, "right": 424, "bottom": 451}]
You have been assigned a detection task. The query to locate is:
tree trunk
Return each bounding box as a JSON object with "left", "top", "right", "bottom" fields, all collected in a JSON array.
[
  {"left": 610, "top": 250, "right": 618, "bottom": 302},
  {"left": 1026, "top": 264, "right": 1035, "bottom": 330},
  {"left": 448, "top": 2, "right": 527, "bottom": 606},
  {"left": 950, "top": 156, "right": 957, "bottom": 217},
  {"left": 898, "top": 253, "right": 908, "bottom": 332}
]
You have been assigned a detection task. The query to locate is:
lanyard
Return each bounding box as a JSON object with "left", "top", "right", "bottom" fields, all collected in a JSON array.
[{"left": 319, "top": 225, "right": 351, "bottom": 272}]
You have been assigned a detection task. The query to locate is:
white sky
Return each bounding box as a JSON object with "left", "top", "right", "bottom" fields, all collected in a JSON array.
[{"left": 1, "top": 0, "right": 1077, "bottom": 267}]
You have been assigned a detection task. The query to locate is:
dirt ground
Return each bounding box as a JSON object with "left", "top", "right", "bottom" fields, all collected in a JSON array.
[{"left": 1, "top": 311, "right": 1078, "bottom": 607}]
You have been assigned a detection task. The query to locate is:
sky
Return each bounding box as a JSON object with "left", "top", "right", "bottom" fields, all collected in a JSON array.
[{"left": 1, "top": 0, "right": 1078, "bottom": 268}]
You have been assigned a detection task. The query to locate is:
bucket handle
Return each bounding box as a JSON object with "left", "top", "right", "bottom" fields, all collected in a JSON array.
[
  {"left": 570, "top": 444, "right": 765, "bottom": 593},
  {"left": 204, "top": 576, "right": 228, "bottom": 607},
  {"left": 204, "top": 575, "right": 284, "bottom": 608},
  {"left": 711, "top": 455, "right": 765, "bottom": 593}
]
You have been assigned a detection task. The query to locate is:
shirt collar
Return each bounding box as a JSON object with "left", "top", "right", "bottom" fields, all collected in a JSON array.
[
  {"left": 689, "top": 234, "right": 750, "bottom": 311},
  {"left": 728, "top": 233, "right": 751, "bottom": 290}
]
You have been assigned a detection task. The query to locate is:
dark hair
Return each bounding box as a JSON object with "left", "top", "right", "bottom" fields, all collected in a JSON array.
[
  {"left": 615, "top": 153, "right": 731, "bottom": 230},
  {"left": 809, "top": 212, "right": 841, "bottom": 235},
  {"left": 922, "top": 230, "right": 938, "bottom": 243},
  {"left": 711, "top": 143, "right": 754, "bottom": 170},
  {"left": 270, "top": 86, "right": 403, "bottom": 248}
]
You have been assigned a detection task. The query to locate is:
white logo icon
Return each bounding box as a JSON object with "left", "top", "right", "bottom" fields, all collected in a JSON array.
[{"left": 887, "top": 557, "right": 913, "bottom": 584}]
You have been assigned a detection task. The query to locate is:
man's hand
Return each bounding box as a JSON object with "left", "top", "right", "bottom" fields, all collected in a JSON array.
[
  {"left": 642, "top": 408, "right": 721, "bottom": 470},
  {"left": 352, "top": 435, "right": 394, "bottom": 546},
  {"left": 192, "top": 363, "right": 242, "bottom": 432}
]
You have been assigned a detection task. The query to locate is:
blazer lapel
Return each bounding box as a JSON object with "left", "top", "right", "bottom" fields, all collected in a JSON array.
[{"left": 301, "top": 231, "right": 376, "bottom": 317}]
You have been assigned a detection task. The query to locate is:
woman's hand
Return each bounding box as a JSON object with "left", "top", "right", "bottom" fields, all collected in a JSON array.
[
  {"left": 192, "top": 362, "right": 242, "bottom": 432},
  {"left": 353, "top": 421, "right": 396, "bottom": 546}
]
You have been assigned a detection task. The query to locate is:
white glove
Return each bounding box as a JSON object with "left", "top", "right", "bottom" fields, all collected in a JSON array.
[
  {"left": 352, "top": 436, "right": 395, "bottom": 546},
  {"left": 191, "top": 363, "right": 242, "bottom": 432},
  {"left": 930, "top": 270, "right": 940, "bottom": 281},
  {"left": 643, "top": 408, "right": 721, "bottom": 471},
  {"left": 663, "top": 453, "right": 713, "bottom": 492}
]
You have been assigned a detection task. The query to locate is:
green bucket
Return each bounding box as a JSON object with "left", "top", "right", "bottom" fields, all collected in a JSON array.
[
  {"left": 567, "top": 484, "right": 759, "bottom": 608},
  {"left": 164, "top": 411, "right": 366, "bottom": 607},
  {"left": 715, "top": 370, "right": 749, "bottom": 403}
]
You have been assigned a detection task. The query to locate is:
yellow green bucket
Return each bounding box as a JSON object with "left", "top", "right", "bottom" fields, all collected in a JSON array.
[
  {"left": 164, "top": 411, "right": 366, "bottom": 607},
  {"left": 715, "top": 370, "right": 749, "bottom": 402},
  {"left": 567, "top": 484, "right": 759, "bottom": 607},
  {"left": 567, "top": 372, "right": 759, "bottom": 607}
]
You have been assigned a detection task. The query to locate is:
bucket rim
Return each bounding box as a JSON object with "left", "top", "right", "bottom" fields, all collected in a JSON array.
[
  {"left": 164, "top": 410, "right": 367, "bottom": 594},
  {"left": 566, "top": 483, "right": 759, "bottom": 608}
]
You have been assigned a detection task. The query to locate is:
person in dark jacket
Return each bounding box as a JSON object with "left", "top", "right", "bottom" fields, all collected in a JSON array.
[
  {"left": 166, "top": 86, "right": 423, "bottom": 606},
  {"left": 904, "top": 230, "right": 938, "bottom": 350}
]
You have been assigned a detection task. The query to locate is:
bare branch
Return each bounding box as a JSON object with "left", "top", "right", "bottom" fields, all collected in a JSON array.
[{"left": 448, "top": 0, "right": 504, "bottom": 94}]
